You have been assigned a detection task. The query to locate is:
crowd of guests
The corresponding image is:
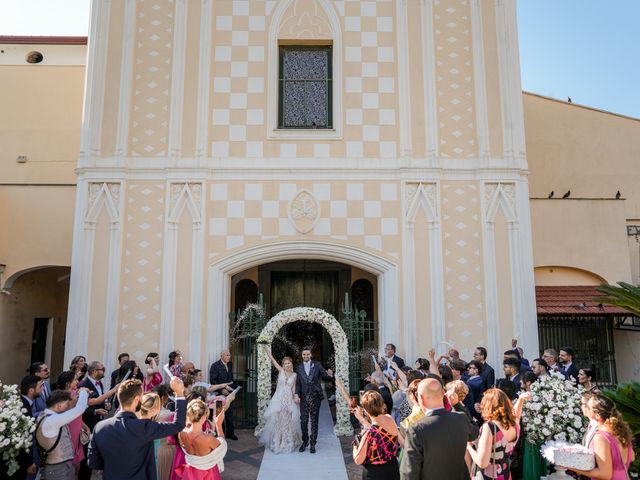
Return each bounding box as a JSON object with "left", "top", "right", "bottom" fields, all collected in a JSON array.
[
  {"left": 10, "top": 341, "right": 635, "bottom": 480},
  {"left": 13, "top": 350, "right": 239, "bottom": 480},
  {"left": 334, "top": 342, "right": 634, "bottom": 480}
]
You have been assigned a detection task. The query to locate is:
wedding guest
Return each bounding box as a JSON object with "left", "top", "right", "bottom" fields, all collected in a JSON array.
[
  {"left": 520, "top": 371, "right": 538, "bottom": 392},
  {"left": 15, "top": 375, "right": 43, "bottom": 478},
  {"left": 559, "top": 347, "right": 579, "bottom": 381},
  {"left": 413, "top": 358, "right": 430, "bottom": 376},
  {"left": 503, "top": 349, "right": 531, "bottom": 373},
  {"left": 175, "top": 399, "right": 228, "bottom": 480},
  {"left": 400, "top": 379, "right": 473, "bottom": 479},
  {"left": 496, "top": 379, "right": 517, "bottom": 401},
  {"left": 502, "top": 357, "right": 522, "bottom": 391},
  {"left": 29, "top": 362, "right": 51, "bottom": 414},
  {"left": 381, "top": 344, "right": 405, "bottom": 378},
  {"left": 35, "top": 388, "right": 90, "bottom": 480},
  {"left": 510, "top": 339, "right": 530, "bottom": 368},
  {"left": 398, "top": 372, "right": 426, "bottom": 423},
  {"left": 88, "top": 377, "right": 187, "bottom": 479},
  {"left": 69, "top": 355, "right": 87, "bottom": 381},
  {"left": 445, "top": 380, "right": 474, "bottom": 421},
  {"left": 57, "top": 371, "right": 91, "bottom": 476},
  {"left": 209, "top": 350, "right": 238, "bottom": 440},
  {"left": 531, "top": 358, "right": 549, "bottom": 377},
  {"left": 365, "top": 372, "right": 393, "bottom": 416},
  {"left": 78, "top": 361, "right": 116, "bottom": 480},
  {"left": 169, "top": 351, "right": 185, "bottom": 378},
  {"left": 473, "top": 347, "right": 495, "bottom": 391},
  {"left": 580, "top": 392, "right": 598, "bottom": 449},
  {"left": 449, "top": 359, "right": 467, "bottom": 382},
  {"left": 110, "top": 352, "right": 142, "bottom": 389},
  {"left": 182, "top": 361, "right": 196, "bottom": 376},
  {"left": 578, "top": 367, "right": 600, "bottom": 393},
  {"left": 542, "top": 348, "right": 560, "bottom": 372},
  {"left": 438, "top": 364, "right": 454, "bottom": 384},
  {"left": 152, "top": 384, "right": 176, "bottom": 480},
  {"left": 352, "top": 390, "right": 400, "bottom": 480},
  {"left": 79, "top": 361, "right": 110, "bottom": 432},
  {"left": 568, "top": 394, "right": 634, "bottom": 479},
  {"left": 448, "top": 348, "right": 462, "bottom": 363},
  {"left": 467, "top": 388, "right": 519, "bottom": 479},
  {"left": 143, "top": 353, "right": 163, "bottom": 392},
  {"left": 465, "top": 360, "right": 485, "bottom": 422}
]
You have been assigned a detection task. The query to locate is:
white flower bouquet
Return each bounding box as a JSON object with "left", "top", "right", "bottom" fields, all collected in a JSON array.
[
  {"left": 0, "top": 381, "right": 36, "bottom": 476},
  {"left": 521, "top": 371, "right": 587, "bottom": 445}
]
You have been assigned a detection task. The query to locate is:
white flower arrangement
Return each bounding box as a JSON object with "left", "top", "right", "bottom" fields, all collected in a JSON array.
[
  {"left": 254, "top": 307, "right": 352, "bottom": 436},
  {"left": 0, "top": 381, "right": 36, "bottom": 476},
  {"left": 521, "top": 371, "right": 587, "bottom": 445}
]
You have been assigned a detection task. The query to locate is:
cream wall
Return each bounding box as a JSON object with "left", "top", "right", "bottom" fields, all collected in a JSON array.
[{"left": 65, "top": 0, "right": 537, "bottom": 374}]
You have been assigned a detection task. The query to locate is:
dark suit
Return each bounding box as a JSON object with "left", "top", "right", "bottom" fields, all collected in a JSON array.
[
  {"left": 78, "top": 377, "right": 106, "bottom": 432},
  {"left": 510, "top": 373, "right": 522, "bottom": 392},
  {"left": 480, "top": 362, "right": 495, "bottom": 391},
  {"left": 209, "top": 360, "right": 236, "bottom": 437},
  {"left": 295, "top": 360, "right": 332, "bottom": 446},
  {"left": 400, "top": 408, "right": 474, "bottom": 480},
  {"left": 13, "top": 397, "right": 36, "bottom": 480},
  {"left": 561, "top": 363, "right": 579, "bottom": 383},
  {"left": 110, "top": 368, "right": 143, "bottom": 390},
  {"left": 365, "top": 383, "right": 394, "bottom": 416},
  {"left": 88, "top": 398, "right": 186, "bottom": 480}
]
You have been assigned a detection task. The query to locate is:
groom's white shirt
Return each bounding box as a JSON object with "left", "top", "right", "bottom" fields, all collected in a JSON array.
[{"left": 304, "top": 361, "right": 311, "bottom": 376}]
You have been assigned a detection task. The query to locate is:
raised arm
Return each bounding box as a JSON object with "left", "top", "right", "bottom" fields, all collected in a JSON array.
[
  {"left": 334, "top": 377, "right": 351, "bottom": 404},
  {"left": 428, "top": 349, "right": 440, "bottom": 376},
  {"left": 391, "top": 361, "right": 408, "bottom": 389},
  {"left": 260, "top": 344, "right": 282, "bottom": 371},
  {"left": 88, "top": 386, "right": 117, "bottom": 405}
]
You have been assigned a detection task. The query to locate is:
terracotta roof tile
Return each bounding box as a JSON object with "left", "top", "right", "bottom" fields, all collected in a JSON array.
[{"left": 536, "top": 285, "right": 629, "bottom": 315}]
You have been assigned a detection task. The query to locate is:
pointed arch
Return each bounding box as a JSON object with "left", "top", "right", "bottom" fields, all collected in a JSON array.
[
  {"left": 85, "top": 183, "right": 120, "bottom": 225},
  {"left": 485, "top": 183, "right": 517, "bottom": 223},
  {"left": 267, "top": 0, "right": 343, "bottom": 139}
]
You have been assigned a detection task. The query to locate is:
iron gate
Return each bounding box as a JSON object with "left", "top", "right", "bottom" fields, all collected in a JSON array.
[
  {"left": 537, "top": 315, "right": 617, "bottom": 388},
  {"left": 340, "top": 292, "right": 374, "bottom": 395},
  {"left": 229, "top": 296, "right": 265, "bottom": 428}
]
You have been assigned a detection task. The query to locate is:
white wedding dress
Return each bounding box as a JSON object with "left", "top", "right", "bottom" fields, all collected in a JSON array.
[{"left": 258, "top": 370, "right": 303, "bottom": 454}]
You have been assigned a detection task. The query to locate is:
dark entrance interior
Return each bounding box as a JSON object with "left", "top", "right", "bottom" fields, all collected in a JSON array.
[{"left": 259, "top": 260, "right": 349, "bottom": 366}]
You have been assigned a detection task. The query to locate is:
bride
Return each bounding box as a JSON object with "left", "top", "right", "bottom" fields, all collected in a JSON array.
[{"left": 258, "top": 344, "right": 303, "bottom": 454}]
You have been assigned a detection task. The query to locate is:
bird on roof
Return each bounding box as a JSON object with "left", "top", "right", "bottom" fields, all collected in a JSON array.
[
  {"left": 567, "top": 97, "right": 572, "bottom": 103},
  {"left": 616, "top": 190, "right": 621, "bottom": 199},
  {"left": 548, "top": 191, "right": 554, "bottom": 199},
  {"left": 562, "top": 190, "right": 571, "bottom": 198}
]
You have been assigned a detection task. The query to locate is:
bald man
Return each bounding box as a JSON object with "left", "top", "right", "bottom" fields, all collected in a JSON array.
[
  {"left": 400, "top": 379, "right": 474, "bottom": 480},
  {"left": 209, "top": 350, "right": 238, "bottom": 440}
]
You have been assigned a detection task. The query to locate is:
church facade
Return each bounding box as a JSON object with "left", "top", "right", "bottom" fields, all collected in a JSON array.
[
  {"left": 3, "top": 1, "right": 640, "bottom": 386},
  {"left": 61, "top": 0, "right": 537, "bottom": 372}
]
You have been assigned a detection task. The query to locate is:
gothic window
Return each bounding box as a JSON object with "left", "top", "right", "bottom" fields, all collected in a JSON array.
[{"left": 278, "top": 46, "right": 332, "bottom": 129}]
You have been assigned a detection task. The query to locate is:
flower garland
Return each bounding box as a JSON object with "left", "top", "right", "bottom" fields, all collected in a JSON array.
[
  {"left": 521, "top": 371, "right": 587, "bottom": 445},
  {"left": 0, "top": 382, "right": 36, "bottom": 476},
  {"left": 255, "top": 307, "right": 352, "bottom": 436}
]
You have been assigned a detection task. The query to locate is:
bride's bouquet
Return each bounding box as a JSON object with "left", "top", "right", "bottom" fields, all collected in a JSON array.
[
  {"left": 521, "top": 371, "right": 587, "bottom": 445},
  {"left": 0, "top": 381, "right": 36, "bottom": 476}
]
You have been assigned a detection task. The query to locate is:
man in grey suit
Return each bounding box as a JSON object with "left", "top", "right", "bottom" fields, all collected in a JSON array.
[{"left": 400, "top": 378, "right": 476, "bottom": 480}]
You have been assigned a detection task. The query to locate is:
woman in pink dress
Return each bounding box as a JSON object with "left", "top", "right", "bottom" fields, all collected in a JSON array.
[
  {"left": 174, "top": 399, "right": 227, "bottom": 480},
  {"left": 169, "top": 350, "right": 185, "bottom": 379},
  {"left": 143, "top": 352, "right": 163, "bottom": 392},
  {"left": 568, "top": 394, "right": 634, "bottom": 480}
]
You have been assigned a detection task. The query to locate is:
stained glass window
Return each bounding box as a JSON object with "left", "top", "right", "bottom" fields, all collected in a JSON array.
[{"left": 279, "top": 46, "right": 332, "bottom": 129}]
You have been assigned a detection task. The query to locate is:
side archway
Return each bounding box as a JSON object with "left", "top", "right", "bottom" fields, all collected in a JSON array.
[{"left": 255, "top": 307, "right": 351, "bottom": 436}]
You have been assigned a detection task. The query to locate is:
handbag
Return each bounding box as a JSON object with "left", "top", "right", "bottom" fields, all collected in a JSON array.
[{"left": 79, "top": 428, "right": 90, "bottom": 445}]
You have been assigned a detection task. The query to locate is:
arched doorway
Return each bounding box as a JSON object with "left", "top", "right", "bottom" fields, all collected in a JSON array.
[{"left": 255, "top": 307, "right": 352, "bottom": 436}]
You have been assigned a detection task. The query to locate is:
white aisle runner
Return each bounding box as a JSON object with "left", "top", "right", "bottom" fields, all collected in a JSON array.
[{"left": 256, "top": 396, "right": 349, "bottom": 480}]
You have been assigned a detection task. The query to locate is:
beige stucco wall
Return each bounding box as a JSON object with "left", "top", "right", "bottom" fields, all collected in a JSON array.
[{"left": 0, "top": 267, "right": 70, "bottom": 384}]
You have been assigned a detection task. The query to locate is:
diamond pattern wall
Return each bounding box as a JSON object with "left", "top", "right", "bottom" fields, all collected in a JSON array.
[
  {"left": 433, "top": 0, "right": 477, "bottom": 158},
  {"left": 129, "top": 0, "right": 174, "bottom": 156},
  {"left": 119, "top": 183, "right": 165, "bottom": 358}
]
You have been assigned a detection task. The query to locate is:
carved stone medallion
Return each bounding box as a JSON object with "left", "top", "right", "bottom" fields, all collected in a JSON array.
[{"left": 288, "top": 188, "right": 320, "bottom": 234}]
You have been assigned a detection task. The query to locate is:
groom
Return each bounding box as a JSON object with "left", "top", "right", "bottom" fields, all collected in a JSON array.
[{"left": 294, "top": 346, "right": 333, "bottom": 454}]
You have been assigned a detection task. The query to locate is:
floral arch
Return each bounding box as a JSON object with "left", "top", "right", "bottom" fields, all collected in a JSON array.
[{"left": 255, "top": 307, "right": 352, "bottom": 436}]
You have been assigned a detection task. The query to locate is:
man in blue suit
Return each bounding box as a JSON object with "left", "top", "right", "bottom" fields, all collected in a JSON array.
[
  {"left": 295, "top": 346, "right": 334, "bottom": 454},
  {"left": 88, "top": 376, "right": 186, "bottom": 479},
  {"left": 28, "top": 362, "right": 51, "bottom": 415}
]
